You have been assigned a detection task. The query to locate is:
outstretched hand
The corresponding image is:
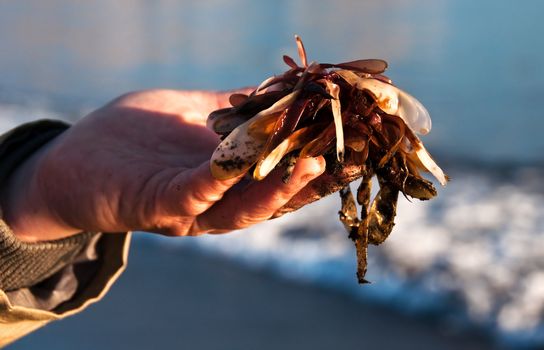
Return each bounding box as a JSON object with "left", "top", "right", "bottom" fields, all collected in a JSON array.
[{"left": 2, "top": 90, "right": 326, "bottom": 242}]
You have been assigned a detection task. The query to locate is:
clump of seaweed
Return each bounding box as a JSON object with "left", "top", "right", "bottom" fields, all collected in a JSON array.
[{"left": 208, "top": 35, "right": 447, "bottom": 283}]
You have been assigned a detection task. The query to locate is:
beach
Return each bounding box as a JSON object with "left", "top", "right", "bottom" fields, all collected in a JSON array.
[{"left": 10, "top": 238, "right": 493, "bottom": 350}]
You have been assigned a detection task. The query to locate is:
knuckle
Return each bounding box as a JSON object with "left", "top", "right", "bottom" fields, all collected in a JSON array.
[
  {"left": 156, "top": 219, "right": 191, "bottom": 237},
  {"left": 233, "top": 206, "right": 273, "bottom": 229},
  {"left": 271, "top": 190, "right": 292, "bottom": 203},
  {"left": 234, "top": 215, "right": 261, "bottom": 229}
]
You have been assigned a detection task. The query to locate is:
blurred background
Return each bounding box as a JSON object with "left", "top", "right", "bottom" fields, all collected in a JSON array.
[{"left": 2, "top": 0, "right": 544, "bottom": 349}]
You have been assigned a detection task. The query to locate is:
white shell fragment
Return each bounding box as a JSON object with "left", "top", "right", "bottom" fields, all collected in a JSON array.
[
  {"left": 404, "top": 131, "right": 447, "bottom": 186},
  {"left": 324, "top": 80, "right": 345, "bottom": 162},
  {"left": 254, "top": 141, "right": 289, "bottom": 180},
  {"left": 207, "top": 111, "right": 247, "bottom": 134},
  {"left": 254, "top": 136, "right": 293, "bottom": 180},
  {"left": 414, "top": 142, "right": 447, "bottom": 186},
  {"left": 253, "top": 127, "right": 315, "bottom": 180},
  {"left": 254, "top": 90, "right": 300, "bottom": 120},
  {"left": 397, "top": 90, "right": 432, "bottom": 135},
  {"left": 210, "top": 119, "right": 267, "bottom": 180},
  {"left": 295, "top": 34, "right": 308, "bottom": 68},
  {"left": 256, "top": 75, "right": 278, "bottom": 93},
  {"left": 336, "top": 70, "right": 432, "bottom": 135}
]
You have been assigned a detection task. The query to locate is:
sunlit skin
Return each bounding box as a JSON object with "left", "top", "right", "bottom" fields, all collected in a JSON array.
[{"left": 0, "top": 89, "right": 327, "bottom": 242}]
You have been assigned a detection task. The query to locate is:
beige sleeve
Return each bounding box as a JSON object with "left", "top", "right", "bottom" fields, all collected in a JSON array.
[
  {"left": 0, "top": 233, "right": 130, "bottom": 347},
  {"left": 0, "top": 120, "right": 131, "bottom": 347}
]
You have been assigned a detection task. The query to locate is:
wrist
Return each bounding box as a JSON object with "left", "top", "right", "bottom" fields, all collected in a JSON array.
[{"left": 1, "top": 135, "right": 79, "bottom": 242}]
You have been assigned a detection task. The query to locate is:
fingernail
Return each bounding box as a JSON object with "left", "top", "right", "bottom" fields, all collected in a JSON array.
[
  {"left": 308, "top": 156, "right": 326, "bottom": 175},
  {"left": 299, "top": 157, "right": 326, "bottom": 182}
]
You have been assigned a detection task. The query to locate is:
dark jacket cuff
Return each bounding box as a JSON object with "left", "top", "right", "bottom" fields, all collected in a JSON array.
[
  {"left": 0, "top": 223, "right": 95, "bottom": 291},
  {"left": 0, "top": 120, "right": 97, "bottom": 291}
]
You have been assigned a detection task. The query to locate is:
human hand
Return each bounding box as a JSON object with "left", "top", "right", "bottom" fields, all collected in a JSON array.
[{"left": 1, "top": 89, "right": 326, "bottom": 242}]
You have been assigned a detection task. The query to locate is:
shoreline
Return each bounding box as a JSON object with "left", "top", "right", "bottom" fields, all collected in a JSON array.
[{"left": 11, "top": 238, "right": 494, "bottom": 350}]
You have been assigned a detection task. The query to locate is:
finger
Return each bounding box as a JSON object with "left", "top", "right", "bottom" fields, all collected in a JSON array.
[
  {"left": 193, "top": 157, "right": 325, "bottom": 233},
  {"left": 161, "top": 161, "right": 244, "bottom": 217},
  {"left": 272, "top": 162, "right": 365, "bottom": 218}
]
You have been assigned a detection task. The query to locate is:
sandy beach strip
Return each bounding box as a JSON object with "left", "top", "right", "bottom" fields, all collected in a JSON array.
[{"left": 10, "top": 238, "right": 494, "bottom": 350}]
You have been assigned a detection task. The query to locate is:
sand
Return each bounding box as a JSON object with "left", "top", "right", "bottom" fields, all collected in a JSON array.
[{"left": 9, "top": 238, "right": 494, "bottom": 350}]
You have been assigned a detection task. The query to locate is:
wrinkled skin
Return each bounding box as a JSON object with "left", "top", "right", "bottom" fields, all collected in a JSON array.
[{"left": 0, "top": 89, "right": 343, "bottom": 242}]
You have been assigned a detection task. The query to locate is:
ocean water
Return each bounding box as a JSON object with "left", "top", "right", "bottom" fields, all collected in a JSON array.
[{"left": 1, "top": 0, "right": 544, "bottom": 348}]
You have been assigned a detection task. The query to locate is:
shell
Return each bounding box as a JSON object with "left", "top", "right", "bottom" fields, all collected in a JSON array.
[
  {"left": 210, "top": 118, "right": 267, "bottom": 180},
  {"left": 336, "top": 70, "right": 432, "bottom": 135}
]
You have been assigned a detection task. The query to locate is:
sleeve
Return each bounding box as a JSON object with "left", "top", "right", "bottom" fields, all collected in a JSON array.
[{"left": 0, "top": 120, "right": 131, "bottom": 348}]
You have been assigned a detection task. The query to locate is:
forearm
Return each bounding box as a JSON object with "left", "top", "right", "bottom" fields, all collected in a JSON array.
[{"left": 1, "top": 133, "right": 79, "bottom": 242}]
